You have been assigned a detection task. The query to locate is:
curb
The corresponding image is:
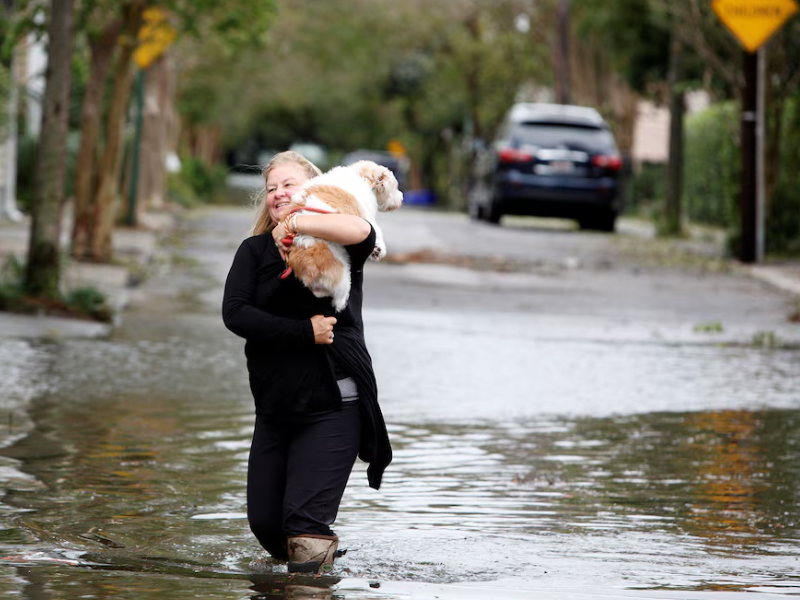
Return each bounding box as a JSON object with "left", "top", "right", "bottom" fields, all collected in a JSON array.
[
  {"left": 740, "top": 264, "right": 800, "bottom": 298},
  {"left": 0, "top": 211, "right": 178, "bottom": 339}
]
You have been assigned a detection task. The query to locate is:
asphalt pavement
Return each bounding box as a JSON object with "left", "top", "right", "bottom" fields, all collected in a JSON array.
[{"left": 0, "top": 205, "right": 799, "bottom": 340}]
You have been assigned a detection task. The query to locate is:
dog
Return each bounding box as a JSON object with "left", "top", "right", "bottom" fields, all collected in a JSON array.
[{"left": 282, "top": 160, "right": 403, "bottom": 311}]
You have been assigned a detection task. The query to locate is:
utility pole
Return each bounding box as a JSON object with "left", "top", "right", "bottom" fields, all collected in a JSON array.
[
  {"left": 711, "top": 0, "right": 799, "bottom": 263},
  {"left": 756, "top": 47, "right": 766, "bottom": 262},
  {"left": 740, "top": 50, "right": 757, "bottom": 263}
]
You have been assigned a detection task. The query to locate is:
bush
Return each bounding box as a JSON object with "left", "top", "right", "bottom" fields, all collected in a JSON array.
[
  {"left": 626, "top": 161, "right": 666, "bottom": 215},
  {"left": 0, "top": 255, "right": 25, "bottom": 311},
  {"left": 768, "top": 98, "right": 800, "bottom": 255},
  {"left": 64, "top": 285, "right": 112, "bottom": 322},
  {"left": 683, "top": 98, "right": 800, "bottom": 256},
  {"left": 166, "top": 171, "right": 201, "bottom": 207},
  {"left": 181, "top": 157, "right": 229, "bottom": 202},
  {"left": 166, "top": 157, "right": 230, "bottom": 207},
  {"left": 683, "top": 102, "right": 740, "bottom": 228},
  {"left": 767, "top": 184, "right": 800, "bottom": 255}
]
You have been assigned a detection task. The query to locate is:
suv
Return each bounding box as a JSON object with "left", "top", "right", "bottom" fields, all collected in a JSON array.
[{"left": 468, "top": 103, "right": 623, "bottom": 231}]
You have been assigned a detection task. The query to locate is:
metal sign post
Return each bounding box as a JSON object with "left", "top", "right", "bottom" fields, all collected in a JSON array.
[{"left": 711, "top": 0, "right": 798, "bottom": 263}]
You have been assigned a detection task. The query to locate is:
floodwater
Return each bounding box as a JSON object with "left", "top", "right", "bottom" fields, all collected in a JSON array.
[{"left": 1, "top": 212, "right": 800, "bottom": 599}]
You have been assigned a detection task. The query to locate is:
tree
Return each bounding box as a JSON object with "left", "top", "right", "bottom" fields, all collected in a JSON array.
[
  {"left": 71, "top": 0, "right": 275, "bottom": 262},
  {"left": 220, "top": 0, "right": 552, "bottom": 206},
  {"left": 24, "top": 0, "right": 75, "bottom": 297},
  {"left": 72, "top": 0, "right": 145, "bottom": 262},
  {"left": 571, "top": 0, "right": 684, "bottom": 232}
]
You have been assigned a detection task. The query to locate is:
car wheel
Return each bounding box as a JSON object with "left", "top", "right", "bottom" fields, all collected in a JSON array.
[
  {"left": 468, "top": 194, "right": 483, "bottom": 221},
  {"left": 485, "top": 192, "right": 503, "bottom": 224},
  {"left": 579, "top": 212, "right": 616, "bottom": 233}
]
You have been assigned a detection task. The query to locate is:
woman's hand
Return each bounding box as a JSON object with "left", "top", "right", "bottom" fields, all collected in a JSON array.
[
  {"left": 272, "top": 220, "right": 291, "bottom": 260},
  {"left": 311, "top": 315, "right": 337, "bottom": 345}
]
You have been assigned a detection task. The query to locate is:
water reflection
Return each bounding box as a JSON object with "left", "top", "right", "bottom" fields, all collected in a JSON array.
[
  {"left": 684, "top": 410, "right": 766, "bottom": 547},
  {"left": 0, "top": 327, "right": 799, "bottom": 594},
  {"left": 249, "top": 574, "right": 341, "bottom": 600},
  {"left": 2, "top": 211, "right": 800, "bottom": 598}
]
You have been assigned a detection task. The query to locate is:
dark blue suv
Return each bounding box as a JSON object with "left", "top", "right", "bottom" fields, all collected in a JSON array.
[{"left": 468, "top": 103, "right": 623, "bottom": 232}]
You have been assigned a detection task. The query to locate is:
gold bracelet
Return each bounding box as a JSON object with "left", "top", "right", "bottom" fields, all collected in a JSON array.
[{"left": 282, "top": 214, "right": 297, "bottom": 234}]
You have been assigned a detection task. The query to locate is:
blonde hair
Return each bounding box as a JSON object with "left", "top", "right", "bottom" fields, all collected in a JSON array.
[{"left": 252, "top": 151, "right": 323, "bottom": 236}]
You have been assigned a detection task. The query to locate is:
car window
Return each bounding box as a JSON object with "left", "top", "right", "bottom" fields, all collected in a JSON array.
[{"left": 509, "top": 123, "right": 616, "bottom": 152}]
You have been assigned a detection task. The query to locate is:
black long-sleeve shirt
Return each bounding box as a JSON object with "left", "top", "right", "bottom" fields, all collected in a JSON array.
[{"left": 222, "top": 226, "right": 391, "bottom": 489}]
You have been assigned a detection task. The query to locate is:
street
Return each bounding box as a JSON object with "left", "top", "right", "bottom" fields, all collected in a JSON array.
[{"left": 0, "top": 205, "right": 799, "bottom": 599}]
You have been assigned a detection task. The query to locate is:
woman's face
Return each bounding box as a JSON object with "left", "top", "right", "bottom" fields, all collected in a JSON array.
[{"left": 266, "top": 162, "right": 309, "bottom": 224}]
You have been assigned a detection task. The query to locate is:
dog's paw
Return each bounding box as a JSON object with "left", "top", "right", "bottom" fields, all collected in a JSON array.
[{"left": 370, "top": 245, "right": 386, "bottom": 261}]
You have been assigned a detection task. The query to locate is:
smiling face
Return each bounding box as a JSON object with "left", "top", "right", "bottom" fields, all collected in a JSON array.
[{"left": 265, "top": 162, "right": 310, "bottom": 224}]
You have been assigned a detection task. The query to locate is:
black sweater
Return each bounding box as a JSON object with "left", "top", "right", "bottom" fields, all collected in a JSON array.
[{"left": 222, "top": 226, "right": 391, "bottom": 489}]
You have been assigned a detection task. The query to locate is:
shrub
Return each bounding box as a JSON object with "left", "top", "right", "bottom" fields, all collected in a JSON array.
[
  {"left": 626, "top": 161, "right": 666, "bottom": 215},
  {"left": 683, "top": 102, "right": 740, "bottom": 228},
  {"left": 64, "top": 285, "right": 112, "bottom": 322},
  {"left": 181, "top": 157, "right": 229, "bottom": 202},
  {"left": 0, "top": 255, "right": 25, "bottom": 311},
  {"left": 683, "top": 98, "right": 800, "bottom": 256}
]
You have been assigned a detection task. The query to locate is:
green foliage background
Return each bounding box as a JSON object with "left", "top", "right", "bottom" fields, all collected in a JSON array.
[{"left": 683, "top": 103, "right": 740, "bottom": 228}]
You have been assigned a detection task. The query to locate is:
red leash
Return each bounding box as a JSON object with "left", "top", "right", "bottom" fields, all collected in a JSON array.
[{"left": 278, "top": 206, "right": 335, "bottom": 279}]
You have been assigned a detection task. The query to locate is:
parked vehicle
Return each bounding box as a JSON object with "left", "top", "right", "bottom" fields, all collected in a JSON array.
[
  {"left": 290, "top": 142, "right": 330, "bottom": 170},
  {"left": 468, "top": 103, "right": 623, "bottom": 232},
  {"left": 341, "top": 149, "right": 410, "bottom": 192}
]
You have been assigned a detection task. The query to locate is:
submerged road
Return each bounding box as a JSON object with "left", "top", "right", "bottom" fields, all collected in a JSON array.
[{"left": 0, "top": 205, "right": 799, "bottom": 599}]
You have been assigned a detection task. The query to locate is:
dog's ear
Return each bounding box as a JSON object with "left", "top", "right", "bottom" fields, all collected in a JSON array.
[
  {"left": 353, "top": 161, "right": 384, "bottom": 189},
  {"left": 372, "top": 166, "right": 389, "bottom": 194}
]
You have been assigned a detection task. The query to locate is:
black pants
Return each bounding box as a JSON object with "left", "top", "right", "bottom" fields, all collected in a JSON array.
[{"left": 247, "top": 402, "right": 361, "bottom": 559}]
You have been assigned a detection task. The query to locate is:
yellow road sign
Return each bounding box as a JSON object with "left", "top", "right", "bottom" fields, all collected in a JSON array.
[
  {"left": 387, "top": 139, "right": 407, "bottom": 157},
  {"left": 133, "top": 7, "right": 177, "bottom": 69},
  {"left": 712, "top": 0, "right": 798, "bottom": 53}
]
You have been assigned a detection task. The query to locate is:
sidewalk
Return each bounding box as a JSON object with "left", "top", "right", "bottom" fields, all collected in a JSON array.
[
  {"left": 0, "top": 211, "right": 176, "bottom": 339},
  {"left": 743, "top": 262, "right": 800, "bottom": 297},
  {"left": 619, "top": 217, "right": 800, "bottom": 300}
]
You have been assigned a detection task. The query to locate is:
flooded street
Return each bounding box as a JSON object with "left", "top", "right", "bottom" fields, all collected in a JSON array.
[{"left": 1, "top": 207, "right": 800, "bottom": 599}]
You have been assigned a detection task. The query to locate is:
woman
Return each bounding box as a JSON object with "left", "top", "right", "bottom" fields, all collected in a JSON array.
[{"left": 222, "top": 151, "right": 391, "bottom": 574}]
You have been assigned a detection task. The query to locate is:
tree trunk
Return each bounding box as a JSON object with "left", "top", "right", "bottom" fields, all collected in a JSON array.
[
  {"left": 89, "top": 4, "right": 145, "bottom": 261},
  {"left": 190, "top": 123, "right": 222, "bottom": 166},
  {"left": 138, "top": 53, "right": 176, "bottom": 212},
  {"left": 24, "top": 0, "right": 75, "bottom": 297},
  {"left": 71, "top": 21, "right": 121, "bottom": 260},
  {"left": 555, "top": 0, "right": 571, "bottom": 105},
  {"left": 664, "top": 33, "right": 684, "bottom": 236}
]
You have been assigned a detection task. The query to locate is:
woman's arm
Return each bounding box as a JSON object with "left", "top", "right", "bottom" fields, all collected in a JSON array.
[
  {"left": 273, "top": 214, "right": 371, "bottom": 248},
  {"left": 222, "top": 239, "right": 315, "bottom": 346}
]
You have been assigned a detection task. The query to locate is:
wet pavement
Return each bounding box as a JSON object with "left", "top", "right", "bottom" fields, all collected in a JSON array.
[{"left": 0, "top": 206, "right": 799, "bottom": 599}]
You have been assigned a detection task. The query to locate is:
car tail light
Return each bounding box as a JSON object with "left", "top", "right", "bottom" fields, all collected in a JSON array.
[
  {"left": 497, "top": 147, "right": 534, "bottom": 163},
  {"left": 592, "top": 154, "right": 622, "bottom": 171}
]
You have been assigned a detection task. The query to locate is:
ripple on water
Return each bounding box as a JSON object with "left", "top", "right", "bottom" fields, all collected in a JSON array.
[{"left": 1, "top": 310, "right": 800, "bottom": 591}]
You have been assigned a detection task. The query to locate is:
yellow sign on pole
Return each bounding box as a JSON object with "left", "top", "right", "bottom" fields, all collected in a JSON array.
[
  {"left": 387, "top": 139, "right": 407, "bottom": 157},
  {"left": 712, "top": 0, "right": 798, "bottom": 53},
  {"left": 133, "top": 7, "right": 177, "bottom": 69}
]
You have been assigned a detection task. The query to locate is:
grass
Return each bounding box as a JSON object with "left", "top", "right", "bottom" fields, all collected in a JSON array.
[{"left": 694, "top": 321, "right": 724, "bottom": 333}]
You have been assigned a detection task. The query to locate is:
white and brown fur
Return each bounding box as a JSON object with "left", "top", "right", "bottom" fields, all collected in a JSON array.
[{"left": 284, "top": 160, "right": 403, "bottom": 311}]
